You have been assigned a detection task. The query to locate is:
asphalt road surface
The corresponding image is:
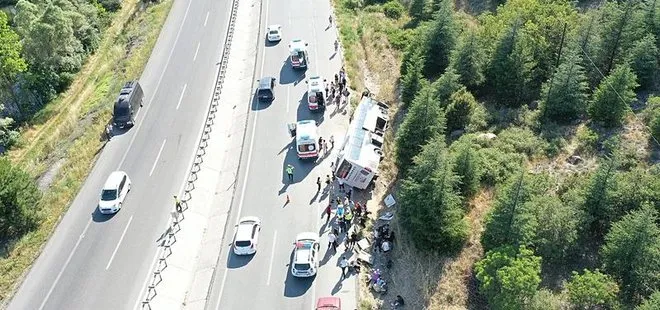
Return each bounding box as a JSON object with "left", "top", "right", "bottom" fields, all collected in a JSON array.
[
  {"left": 207, "top": 0, "right": 351, "bottom": 308},
  {"left": 7, "top": 0, "right": 234, "bottom": 308}
]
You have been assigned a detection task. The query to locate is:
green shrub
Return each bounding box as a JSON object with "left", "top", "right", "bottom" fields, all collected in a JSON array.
[
  {"left": 0, "top": 158, "right": 42, "bottom": 239},
  {"left": 97, "top": 0, "right": 121, "bottom": 12},
  {"left": 575, "top": 126, "right": 599, "bottom": 155},
  {"left": 478, "top": 147, "right": 525, "bottom": 186},
  {"left": 494, "top": 127, "right": 549, "bottom": 159},
  {"left": 382, "top": 0, "right": 404, "bottom": 19},
  {"left": 528, "top": 290, "right": 566, "bottom": 310},
  {"left": 567, "top": 269, "right": 620, "bottom": 309}
]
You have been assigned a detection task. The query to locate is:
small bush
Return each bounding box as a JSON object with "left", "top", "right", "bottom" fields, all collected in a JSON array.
[
  {"left": 575, "top": 126, "right": 599, "bottom": 155},
  {"left": 97, "top": 0, "right": 121, "bottom": 12},
  {"left": 478, "top": 147, "right": 525, "bottom": 186},
  {"left": 382, "top": 0, "right": 404, "bottom": 19},
  {"left": 494, "top": 127, "right": 549, "bottom": 159}
]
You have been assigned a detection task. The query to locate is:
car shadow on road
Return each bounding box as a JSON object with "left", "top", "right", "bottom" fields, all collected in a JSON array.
[
  {"left": 265, "top": 38, "right": 280, "bottom": 47},
  {"left": 226, "top": 250, "right": 255, "bottom": 269},
  {"left": 283, "top": 251, "right": 315, "bottom": 298},
  {"left": 251, "top": 90, "right": 273, "bottom": 111},
  {"left": 91, "top": 208, "right": 116, "bottom": 223},
  {"left": 279, "top": 59, "right": 306, "bottom": 85},
  {"left": 297, "top": 92, "right": 325, "bottom": 126}
]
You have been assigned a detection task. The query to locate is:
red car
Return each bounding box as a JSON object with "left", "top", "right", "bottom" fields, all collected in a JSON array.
[{"left": 316, "top": 297, "right": 341, "bottom": 310}]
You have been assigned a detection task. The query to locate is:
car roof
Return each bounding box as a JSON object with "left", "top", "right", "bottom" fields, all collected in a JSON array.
[
  {"left": 103, "top": 171, "right": 126, "bottom": 189},
  {"left": 294, "top": 247, "right": 313, "bottom": 264},
  {"left": 316, "top": 297, "right": 341, "bottom": 309},
  {"left": 258, "top": 77, "right": 274, "bottom": 89}
]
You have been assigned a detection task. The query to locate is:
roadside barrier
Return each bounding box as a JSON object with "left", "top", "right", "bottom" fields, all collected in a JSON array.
[{"left": 138, "top": 0, "right": 241, "bottom": 308}]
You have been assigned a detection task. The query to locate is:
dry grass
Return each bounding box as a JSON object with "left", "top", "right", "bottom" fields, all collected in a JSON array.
[{"left": 0, "top": 0, "right": 173, "bottom": 303}]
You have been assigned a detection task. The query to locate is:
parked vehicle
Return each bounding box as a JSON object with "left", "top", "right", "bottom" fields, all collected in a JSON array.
[
  {"left": 98, "top": 171, "right": 131, "bottom": 215},
  {"left": 266, "top": 25, "right": 282, "bottom": 42},
  {"left": 316, "top": 297, "right": 341, "bottom": 310},
  {"left": 306, "top": 76, "right": 327, "bottom": 111},
  {"left": 113, "top": 81, "right": 143, "bottom": 129},
  {"left": 288, "top": 120, "right": 319, "bottom": 159},
  {"left": 291, "top": 232, "right": 320, "bottom": 277},
  {"left": 233, "top": 216, "right": 262, "bottom": 255},
  {"left": 256, "top": 77, "right": 276, "bottom": 102},
  {"left": 288, "top": 39, "right": 309, "bottom": 69}
]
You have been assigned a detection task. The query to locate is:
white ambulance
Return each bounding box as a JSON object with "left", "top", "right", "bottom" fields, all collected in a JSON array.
[
  {"left": 306, "top": 76, "right": 327, "bottom": 111},
  {"left": 288, "top": 39, "right": 309, "bottom": 69},
  {"left": 292, "top": 120, "right": 319, "bottom": 159}
]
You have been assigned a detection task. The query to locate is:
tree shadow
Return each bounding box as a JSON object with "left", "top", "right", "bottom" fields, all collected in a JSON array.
[
  {"left": 279, "top": 59, "right": 307, "bottom": 85},
  {"left": 283, "top": 250, "right": 315, "bottom": 297}
]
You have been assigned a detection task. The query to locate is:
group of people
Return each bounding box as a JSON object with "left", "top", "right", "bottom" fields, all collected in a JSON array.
[
  {"left": 316, "top": 135, "right": 334, "bottom": 157},
  {"left": 325, "top": 67, "right": 348, "bottom": 107},
  {"left": 374, "top": 223, "right": 395, "bottom": 253}
]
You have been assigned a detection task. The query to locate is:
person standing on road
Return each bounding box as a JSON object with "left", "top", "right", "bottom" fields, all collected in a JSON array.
[
  {"left": 286, "top": 164, "right": 294, "bottom": 182},
  {"left": 329, "top": 135, "right": 335, "bottom": 149},
  {"left": 328, "top": 231, "right": 338, "bottom": 252},
  {"left": 318, "top": 137, "right": 323, "bottom": 154},
  {"left": 339, "top": 256, "right": 349, "bottom": 279},
  {"left": 329, "top": 14, "right": 333, "bottom": 25},
  {"left": 322, "top": 203, "right": 332, "bottom": 223},
  {"left": 347, "top": 187, "right": 353, "bottom": 200},
  {"left": 323, "top": 140, "right": 329, "bottom": 155},
  {"left": 316, "top": 176, "right": 322, "bottom": 192},
  {"left": 173, "top": 195, "right": 183, "bottom": 213},
  {"left": 350, "top": 231, "right": 358, "bottom": 249},
  {"left": 338, "top": 178, "right": 345, "bottom": 192}
]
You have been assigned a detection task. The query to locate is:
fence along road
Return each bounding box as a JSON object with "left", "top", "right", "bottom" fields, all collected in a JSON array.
[{"left": 6, "top": 0, "right": 234, "bottom": 309}]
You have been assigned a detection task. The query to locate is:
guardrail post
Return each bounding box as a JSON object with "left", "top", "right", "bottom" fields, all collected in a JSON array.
[
  {"left": 158, "top": 257, "right": 167, "bottom": 271},
  {"left": 141, "top": 301, "right": 151, "bottom": 310},
  {"left": 152, "top": 270, "right": 162, "bottom": 286}
]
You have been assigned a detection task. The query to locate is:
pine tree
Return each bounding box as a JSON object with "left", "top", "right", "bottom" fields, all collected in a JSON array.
[
  {"left": 399, "top": 135, "right": 468, "bottom": 252},
  {"left": 452, "top": 139, "right": 482, "bottom": 199},
  {"left": 582, "top": 158, "right": 618, "bottom": 237},
  {"left": 395, "top": 83, "right": 446, "bottom": 172},
  {"left": 628, "top": 34, "right": 659, "bottom": 90},
  {"left": 486, "top": 21, "right": 535, "bottom": 107},
  {"left": 445, "top": 87, "right": 477, "bottom": 132},
  {"left": 451, "top": 30, "right": 485, "bottom": 91},
  {"left": 422, "top": 0, "right": 458, "bottom": 78},
  {"left": 431, "top": 67, "right": 462, "bottom": 107},
  {"left": 601, "top": 206, "right": 660, "bottom": 303},
  {"left": 400, "top": 52, "right": 426, "bottom": 106},
  {"left": 588, "top": 64, "right": 638, "bottom": 127},
  {"left": 539, "top": 50, "right": 589, "bottom": 123}
]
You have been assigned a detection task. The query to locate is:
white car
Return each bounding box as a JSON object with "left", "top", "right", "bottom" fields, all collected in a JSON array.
[
  {"left": 98, "top": 171, "right": 131, "bottom": 214},
  {"left": 291, "top": 232, "right": 320, "bottom": 277},
  {"left": 233, "top": 216, "right": 262, "bottom": 255},
  {"left": 267, "top": 25, "right": 282, "bottom": 42}
]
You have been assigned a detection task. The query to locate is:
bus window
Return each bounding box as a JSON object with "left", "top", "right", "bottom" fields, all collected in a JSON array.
[{"left": 337, "top": 160, "right": 353, "bottom": 179}]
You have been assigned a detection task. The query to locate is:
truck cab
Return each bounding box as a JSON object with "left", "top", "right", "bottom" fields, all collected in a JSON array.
[
  {"left": 289, "top": 39, "right": 309, "bottom": 69},
  {"left": 113, "top": 81, "right": 144, "bottom": 129},
  {"left": 306, "top": 76, "right": 326, "bottom": 111}
]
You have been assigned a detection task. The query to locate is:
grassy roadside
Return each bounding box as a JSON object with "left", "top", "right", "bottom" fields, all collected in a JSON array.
[{"left": 0, "top": 0, "right": 173, "bottom": 302}]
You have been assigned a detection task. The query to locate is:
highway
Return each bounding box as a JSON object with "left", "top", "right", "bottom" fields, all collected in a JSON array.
[
  {"left": 206, "top": 0, "right": 353, "bottom": 308},
  {"left": 6, "top": 0, "right": 234, "bottom": 308}
]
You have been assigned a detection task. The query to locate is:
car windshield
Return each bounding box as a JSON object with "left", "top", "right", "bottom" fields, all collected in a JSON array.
[
  {"left": 269, "top": 30, "right": 278, "bottom": 34},
  {"left": 294, "top": 263, "right": 311, "bottom": 271},
  {"left": 258, "top": 89, "right": 272, "bottom": 97},
  {"left": 101, "top": 189, "right": 118, "bottom": 201},
  {"left": 235, "top": 240, "right": 251, "bottom": 247}
]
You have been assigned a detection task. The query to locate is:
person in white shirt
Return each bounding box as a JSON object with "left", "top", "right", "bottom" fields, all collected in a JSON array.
[
  {"left": 328, "top": 232, "right": 337, "bottom": 252},
  {"left": 339, "top": 256, "right": 349, "bottom": 278}
]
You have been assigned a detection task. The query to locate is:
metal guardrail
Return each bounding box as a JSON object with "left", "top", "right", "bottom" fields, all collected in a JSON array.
[{"left": 139, "top": 0, "right": 241, "bottom": 308}]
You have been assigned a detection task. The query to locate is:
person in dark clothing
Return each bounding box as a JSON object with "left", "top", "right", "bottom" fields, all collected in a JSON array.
[
  {"left": 392, "top": 295, "right": 405, "bottom": 308},
  {"left": 350, "top": 231, "right": 358, "bottom": 249},
  {"left": 334, "top": 74, "right": 339, "bottom": 84},
  {"left": 316, "top": 177, "right": 322, "bottom": 191},
  {"left": 346, "top": 188, "right": 352, "bottom": 200}
]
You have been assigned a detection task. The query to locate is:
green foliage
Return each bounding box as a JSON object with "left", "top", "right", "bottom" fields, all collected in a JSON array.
[
  {"left": 485, "top": 21, "right": 535, "bottom": 107},
  {"left": 0, "top": 106, "right": 19, "bottom": 148},
  {"left": 450, "top": 29, "right": 485, "bottom": 91},
  {"left": 528, "top": 290, "right": 565, "bottom": 310},
  {"left": 475, "top": 245, "right": 542, "bottom": 310},
  {"left": 446, "top": 87, "right": 478, "bottom": 133},
  {"left": 528, "top": 194, "right": 580, "bottom": 264},
  {"left": 651, "top": 107, "right": 660, "bottom": 143},
  {"left": 539, "top": 50, "right": 589, "bottom": 123},
  {"left": 399, "top": 135, "right": 468, "bottom": 252},
  {"left": 481, "top": 173, "right": 548, "bottom": 252},
  {"left": 477, "top": 147, "right": 525, "bottom": 186},
  {"left": 450, "top": 137, "right": 482, "bottom": 199},
  {"left": 608, "top": 168, "right": 660, "bottom": 223},
  {"left": 400, "top": 53, "right": 425, "bottom": 106},
  {"left": 575, "top": 125, "right": 599, "bottom": 155},
  {"left": 588, "top": 64, "right": 638, "bottom": 127},
  {"left": 382, "top": 0, "right": 404, "bottom": 19},
  {"left": 0, "top": 157, "right": 42, "bottom": 239},
  {"left": 628, "top": 34, "right": 659, "bottom": 90},
  {"left": 408, "top": 0, "right": 430, "bottom": 23},
  {"left": 582, "top": 158, "right": 618, "bottom": 236},
  {"left": 589, "top": 1, "right": 648, "bottom": 82},
  {"left": 636, "top": 291, "right": 660, "bottom": 310},
  {"left": 13, "top": 0, "right": 102, "bottom": 112},
  {"left": 395, "top": 83, "right": 446, "bottom": 171},
  {"left": 0, "top": 10, "right": 27, "bottom": 89},
  {"left": 98, "top": 0, "right": 121, "bottom": 12},
  {"left": 566, "top": 269, "right": 620, "bottom": 309},
  {"left": 493, "top": 127, "right": 549, "bottom": 159},
  {"left": 601, "top": 206, "right": 660, "bottom": 303},
  {"left": 430, "top": 66, "right": 462, "bottom": 106},
  {"left": 422, "top": 0, "right": 457, "bottom": 78}
]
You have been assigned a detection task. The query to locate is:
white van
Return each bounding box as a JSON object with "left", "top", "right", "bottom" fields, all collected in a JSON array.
[
  {"left": 98, "top": 171, "right": 132, "bottom": 214},
  {"left": 306, "top": 76, "right": 326, "bottom": 111},
  {"left": 295, "top": 120, "right": 319, "bottom": 159}
]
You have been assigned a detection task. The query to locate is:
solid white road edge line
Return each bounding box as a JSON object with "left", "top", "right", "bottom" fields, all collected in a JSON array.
[
  {"left": 176, "top": 83, "right": 188, "bottom": 110},
  {"left": 39, "top": 219, "right": 92, "bottom": 310},
  {"left": 204, "top": 11, "right": 210, "bottom": 27},
  {"left": 106, "top": 216, "right": 134, "bottom": 270},
  {"left": 215, "top": 0, "right": 269, "bottom": 307},
  {"left": 194, "top": 42, "right": 201, "bottom": 61},
  {"left": 266, "top": 230, "right": 278, "bottom": 286},
  {"left": 149, "top": 139, "right": 167, "bottom": 176},
  {"left": 117, "top": 0, "right": 193, "bottom": 170}
]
